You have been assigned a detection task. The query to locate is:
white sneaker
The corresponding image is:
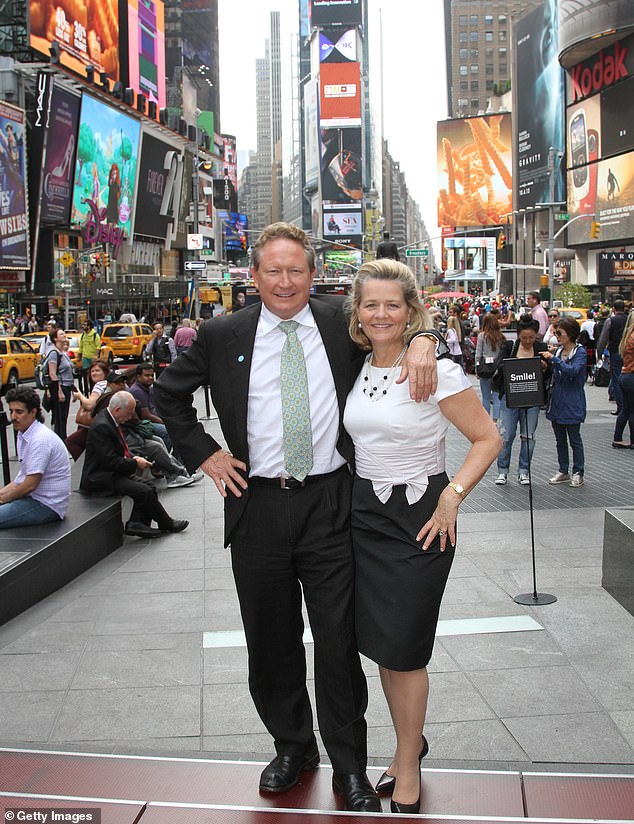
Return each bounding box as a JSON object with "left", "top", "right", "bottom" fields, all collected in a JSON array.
[
  {"left": 167, "top": 474, "right": 195, "bottom": 488},
  {"left": 549, "top": 472, "right": 570, "bottom": 484},
  {"left": 495, "top": 473, "right": 508, "bottom": 485},
  {"left": 518, "top": 473, "right": 530, "bottom": 485},
  {"left": 189, "top": 469, "right": 205, "bottom": 482},
  {"left": 569, "top": 473, "right": 584, "bottom": 487}
]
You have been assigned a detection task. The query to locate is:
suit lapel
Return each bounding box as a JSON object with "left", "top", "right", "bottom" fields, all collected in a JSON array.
[{"left": 225, "top": 305, "right": 261, "bottom": 462}]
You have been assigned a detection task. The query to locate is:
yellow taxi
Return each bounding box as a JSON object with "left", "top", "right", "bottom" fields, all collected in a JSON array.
[
  {"left": 0, "top": 336, "right": 39, "bottom": 393},
  {"left": 100, "top": 322, "right": 154, "bottom": 361},
  {"left": 558, "top": 307, "right": 589, "bottom": 322}
]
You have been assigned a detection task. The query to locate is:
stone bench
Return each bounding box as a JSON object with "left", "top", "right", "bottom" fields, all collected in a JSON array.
[
  {"left": 602, "top": 507, "right": 634, "bottom": 618},
  {"left": 0, "top": 491, "right": 123, "bottom": 625}
]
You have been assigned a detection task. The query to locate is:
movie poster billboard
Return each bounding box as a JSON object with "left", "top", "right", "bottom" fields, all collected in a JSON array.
[
  {"left": 319, "top": 62, "right": 361, "bottom": 127},
  {"left": 40, "top": 86, "right": 80, "bottom": 224},
  {"left": 71, "top": 95, "right": 141, "bottom": 255},
  {"left": 0, "top": 102, "right": 28, "bottom": 270},
  {"left": 324, "top": 209, "right": 362, "bottom": 236},
  {"left": 310, "top": 0, "right": 363, "bottom": 27},
  {"left": 515, "top": 0, "right": 565, "bottom": 209},
  {"left": 30, "top": 0, "right": 120, "bottom": 81},
  {"left": 437, "top": 114, "right": 513, "bottom": 227},
  {"left": 128, "top": 0, "right": 166, "bottom": 108},
  {"left": 304, "top": 77, "right": 320, "bottom": 187},
  {"left": 134, "top": 132, "right": 181, "bottom": 239},
  {"left": 567, "top": 151, "right": 634, "bottom": 244},
  {"left": 321, "top": 126, "right": 363, "bottom": 205},
  {"left": 320, "top": 29, "right": 357, "bottom": 62}
]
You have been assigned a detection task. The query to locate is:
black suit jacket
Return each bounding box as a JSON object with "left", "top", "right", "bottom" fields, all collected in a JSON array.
[
  {"left": 154, "top": 296, "right": 364, "bottom": 544},
  {"left": 80, "top": 410, "right": 139, "bottom": 494}
]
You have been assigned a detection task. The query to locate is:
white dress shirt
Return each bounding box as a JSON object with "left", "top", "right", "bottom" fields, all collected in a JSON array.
[{"left": 247, "top": 303, "right": 346, "bottom": 478}]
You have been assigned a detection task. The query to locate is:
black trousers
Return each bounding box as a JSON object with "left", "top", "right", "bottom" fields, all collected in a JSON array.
[
  {"left": 230, "top": 469, "right": 368, "bottom": 774},
  {"left": 111, "top": 476, "right": 172, "bottom": 528}
]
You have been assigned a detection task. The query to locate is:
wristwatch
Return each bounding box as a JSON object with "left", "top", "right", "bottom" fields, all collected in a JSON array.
[{"left": 448, "top": 482, "right": 466, "bottom": 499}]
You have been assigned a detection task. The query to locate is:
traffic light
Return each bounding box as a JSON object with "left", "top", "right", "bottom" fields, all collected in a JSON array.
[
  {"left": 102, "top": 253, "right": 110, "bottom": 267},
  {"left": 590, "top": 221, "right": 601, "bottom": 240},
  {"left": 240, "top": 234, "right": 247, "bottom": 251},
  {"left": 94, "top": 253, "right": 101, "bottom": 266},
  {"left": 497, "top": 232, "right": 506, "bottom": 250}
]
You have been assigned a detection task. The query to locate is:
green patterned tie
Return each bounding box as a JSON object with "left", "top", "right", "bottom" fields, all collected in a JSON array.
[{"left": 278, "top": 320, "right": 313, "bottom": 481}]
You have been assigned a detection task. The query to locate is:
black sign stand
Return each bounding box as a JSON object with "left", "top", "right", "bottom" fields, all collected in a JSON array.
[
  {"left": 501, "top": 357, "right": 557, "bottom": 606},
  {"left": 0, "top": 398, "right": 10, "bottom": 486}
]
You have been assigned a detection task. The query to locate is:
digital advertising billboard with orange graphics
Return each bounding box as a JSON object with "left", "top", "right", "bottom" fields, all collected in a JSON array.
[
  {"left": 30, "top": 0, "right": 120, "bottom": 81},
  {"left": 437, "top": 114, "right": 512, "bottom": 228},
  {"left": 319, "top": 62, "right": 361, "bottom": 128}
]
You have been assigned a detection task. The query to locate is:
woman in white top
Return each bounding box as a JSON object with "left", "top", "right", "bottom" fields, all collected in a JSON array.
[
  {"left": 344, "top": 260, "right": 500, "bottom": 814},
  {"left": 445, "top": 314, "right": 463, "bottom": 369}
]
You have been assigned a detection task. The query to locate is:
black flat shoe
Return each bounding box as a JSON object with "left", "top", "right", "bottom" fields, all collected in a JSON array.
[
  {"left": 332, "top": 773, "right": 381, "bottom": 812},
  {"left": 163, "top": 519, "right": 189, "bottom": 533},
  {"left": 124, "top": 521, "right": 162, "bottom": 538},
  {"left": 375, "top": 735, "right": 429, "bottom": 795},
  {"left": 259, "top": 744, "right": 320, "bottom": 793},
  {"left": 391, "top": 796, "right": 421, "bottom": 814}
]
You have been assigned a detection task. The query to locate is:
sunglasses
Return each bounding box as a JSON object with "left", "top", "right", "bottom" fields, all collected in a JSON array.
[{"left": 548, "top": 314, "right": 558, "bottom": 318}]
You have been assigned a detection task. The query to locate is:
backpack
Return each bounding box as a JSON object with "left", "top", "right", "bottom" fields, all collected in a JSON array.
[{"left": 35, "top": 349, "right": 60, "bottom": 389}]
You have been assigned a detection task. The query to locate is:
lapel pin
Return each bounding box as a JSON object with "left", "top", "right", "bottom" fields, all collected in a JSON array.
[{"left": 237, "top": 355, "right": 245, "bottom": 363}]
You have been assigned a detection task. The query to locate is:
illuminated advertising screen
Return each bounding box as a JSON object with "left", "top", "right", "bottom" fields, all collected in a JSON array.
[
  {"left": 0, "top": 102, "right": 29, "bottom": 270},
  {"left": 71, "top": 95, "right": 141, "bottom": 240},
  {"left": 128, "top": 0, "right": 166, "bottom": 108},
  {"left": 134, "top": 132, "right": 181, "bottom": 239},
  {"left": 310, "top": 0, "right": 363, "bottom": 27},
  {"left": 40, "top": 86, "right": 81, "bottom": 225},
  {"left": 222, "top": 135, "right": 238, "bottom": 211},
  {"left": 321, "top": 126, "right": 363, "bottom": 205},
  {"left": 323, "top": 248, "right": 362, "bottom": 271},
  {"left": 567, "top": 151, "right": 634, "bottom": 244},
  {"left": 597, "top": 251, "right": 634, "bottom": 285},
  {"left": 218, "top": 210, "right": 247, "bottom": 251},
  {"left": 30, "top": 0, "right": 120, "bottom": 81},
  {"left": 437, "top": 114, "right": 512, "bottom": 228},
  {"left": 304, "top": 77, "right": 320, "bottom": 187},
  {"left": 323, "top": 209, "right": 362, "bottom": 236},
  {"left": 515, "top": 0, "right": 565, "bottom": 209},
  {"left": 599, "top": 75, "right": 634, "bottom": 158},
  {"left": 319, "top": 29, "right": 357, "bottom": 62},
  {"left": 319, "top": 62, "right": 361, "bottom": 127}
]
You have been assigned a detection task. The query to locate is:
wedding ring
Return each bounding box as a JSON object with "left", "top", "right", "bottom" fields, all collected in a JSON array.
[{"left": 438, "top": 530, "right": 447, "bottom": 536}]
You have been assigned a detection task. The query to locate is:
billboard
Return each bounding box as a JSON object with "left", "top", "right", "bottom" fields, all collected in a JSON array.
[
  {"left": 134, "top": 132, "right": 181, "bottom": 239},
  {"left": 437, "top": 114, "right": 513, "bottom": 227},
  {"left": 515, "top": 0, "right": 565, "bottom": 209},
  {"left": 30, "top": 0, "right": 120, "bottom": 81},
  {"left": 319, "top": 62, "right": 361, "bottom": 127},
  {"left": 304, "top": 77, "right": 320, "bottom": 187},
  {"left": 0, "top": 102, "right": 29, "bottom": 270},
  {"left": 71, "top": 95, "right": 141, "bottom": 255},
  {"left": 310, "top": 0, "right": 363, "bottom": 27},
  {"left": 323, "top": 209, "right": 362, "bottom": 236},
  {"left": 323, "top": 248, "right": 362, "bottom": 271},
  {"left": 218, "top": 210, "right": 247, "bottom": 252},
  {"left": 128, "top": 0, "right": 166, "bottom": 108},
  {"left": 597, "top": 251, "right": 634, "bottom": 285},
  {"left": 40, "top": 86, "right": 81, "bottom": 225},
  {"left": 567, "top": 151, "right": 634, "bottom": 244},
  {"left": 321, "top": 126, "right": 363, "bottom": 205},
  {"left": 319, "top": 29, "right": 357, "bottom": 62}
]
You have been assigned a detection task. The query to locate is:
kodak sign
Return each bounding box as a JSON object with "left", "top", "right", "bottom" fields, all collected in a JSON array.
[{"left": 570, "top": 41, "right": 629, "bottom": 102}]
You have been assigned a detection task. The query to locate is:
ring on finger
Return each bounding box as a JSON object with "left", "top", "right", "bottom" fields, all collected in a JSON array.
[{"left": 438, "top": 530, "right": 447, "bottom": 536}]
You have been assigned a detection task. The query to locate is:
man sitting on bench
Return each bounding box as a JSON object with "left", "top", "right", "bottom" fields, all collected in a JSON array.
[{"left": 0, "top": 388, "right": 70, "bottom": 528}]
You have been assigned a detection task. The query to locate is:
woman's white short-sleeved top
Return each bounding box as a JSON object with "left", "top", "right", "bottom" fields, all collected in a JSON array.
[{"left": 344, "top": 355, "right": 470, "bottom": 504}]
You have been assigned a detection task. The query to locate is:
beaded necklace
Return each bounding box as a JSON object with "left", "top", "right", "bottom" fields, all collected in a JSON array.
[{"left": 362, "top": 345, "right": 407, "bottom": 401}]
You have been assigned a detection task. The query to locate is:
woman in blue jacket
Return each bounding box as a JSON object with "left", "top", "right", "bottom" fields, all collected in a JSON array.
[{"left": 543, "top": 317, "right": 587, "bottom": 488}]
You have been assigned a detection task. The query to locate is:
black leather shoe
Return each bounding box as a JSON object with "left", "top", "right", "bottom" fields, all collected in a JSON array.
[
  {"left": 259, "top": 744, "right": 320, "bottom": 793},
  {"left": 163, "top": 519, "right": 189, "bottom": 533},
  {"left": 332, "top": 773, "right": 381, "bottom": 813},
  {"left": 125, "top": 521, "right": 162, "bottom": 538},
  {"left": 391, "top": 796, "right": 421, "bottom": 814},
  {"left": 375, "top": 735, "right": 429, "bottom": 794}
]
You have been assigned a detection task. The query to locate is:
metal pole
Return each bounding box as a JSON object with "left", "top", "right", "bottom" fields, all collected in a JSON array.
[
  {"left": 547, "top": 148, "right": 556, "bottom": 304},
  {"left": 192, "top": 127, "right": 201, "bottom": 320}
]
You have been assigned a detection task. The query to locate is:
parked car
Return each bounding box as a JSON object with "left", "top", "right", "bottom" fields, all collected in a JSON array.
[
  {"left": 100, "top": 323, "right": 154, "bottom": 361},
  {"left": 0, "top": 336, "right": 39, "bottom": 393}
]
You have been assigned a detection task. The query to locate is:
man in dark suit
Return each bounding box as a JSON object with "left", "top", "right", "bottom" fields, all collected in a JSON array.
[
  {"left": 154, "top": 222, "right": 444, "bottom": 812},
  {"left": 80, "top": 391, "right": 189, "bottom": 538}
]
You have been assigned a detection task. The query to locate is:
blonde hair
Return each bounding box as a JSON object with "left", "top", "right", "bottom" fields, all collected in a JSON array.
[
  {"left": 447, "top": 315, "right": 462, "bottom": 342},
  {"left": 619, "top": 310, "right": 634, "bottom": 358},
  {"left": 346, "top": 259, "right": 432, "bottom": 350},
  {"left": 252, "top": 222, "right": 315, "bottom": 272}
]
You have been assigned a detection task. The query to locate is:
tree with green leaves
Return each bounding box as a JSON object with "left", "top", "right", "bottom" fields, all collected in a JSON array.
[{"left": 554, "top": 283, "right": 592, "bottom": 308}]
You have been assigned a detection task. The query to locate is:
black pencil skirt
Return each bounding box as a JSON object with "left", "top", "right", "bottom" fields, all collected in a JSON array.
[{"left": 351, "top": 473, "right": 455, "bottom": 672}]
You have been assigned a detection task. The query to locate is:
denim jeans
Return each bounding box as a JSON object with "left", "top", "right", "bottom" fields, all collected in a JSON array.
[
  {"left": 497, "top": 405, "right": 540, "bottom": 474},
  {"left": 609, "top": 353, "right": 623, "bottom": 412},
  {"left": 0, "top": 496, "right": 61, "bottom": 528},
  {"left": 480, "top": 377, "right": 505, "bottom": 420},
  {"left": 614, "top": 372, "right": 634, "bottom": 442},
  {"left": 551, "top": 421, "right": 584, "bottom": 475}
]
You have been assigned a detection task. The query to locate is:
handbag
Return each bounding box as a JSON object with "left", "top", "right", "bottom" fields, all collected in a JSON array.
[
  {"left": 41, "top": 388, "right": 52, "bottom": 412},
  {"left": 476, "top": 350, "right": 503, "bottom": 379},
  {"left": 75, "top": 406, "right": 94, "bottom": 427},
  {"left": 593, "top": 357, "right": 610, "bottom": 387}
]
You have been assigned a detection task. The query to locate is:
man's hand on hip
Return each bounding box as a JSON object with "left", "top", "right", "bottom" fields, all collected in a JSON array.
[
  {"left": 397, "top": 335, "right": 438, "bottom": 402},
  {"left": 201, "top": 450, "right": 248, "bottom": 498}
]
